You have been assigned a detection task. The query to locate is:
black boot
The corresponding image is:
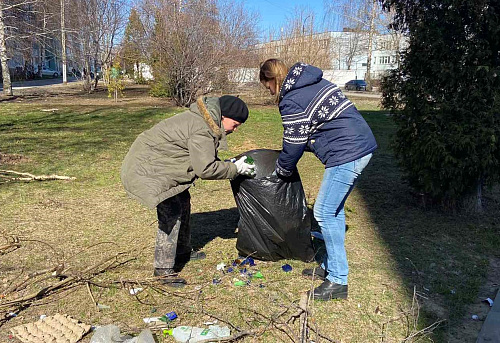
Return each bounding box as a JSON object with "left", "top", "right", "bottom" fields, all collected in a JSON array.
[
  {"left": 302, "top": 267, "right": 327, "bottom": 281},
  {"left": 154, "top": 268, "right": 187, "bottom": 288},
  {"left": 311, "top": 280, "right": 348, "bottom": 300}
]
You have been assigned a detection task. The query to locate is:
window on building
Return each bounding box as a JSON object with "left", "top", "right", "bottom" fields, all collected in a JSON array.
[{"left": 379, "top": 56, "right": 391, "bottom": 64}]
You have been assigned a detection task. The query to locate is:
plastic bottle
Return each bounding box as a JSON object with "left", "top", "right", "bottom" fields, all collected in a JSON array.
[{"left": 164, "top": 325, "right": 230, "bottom": 342}]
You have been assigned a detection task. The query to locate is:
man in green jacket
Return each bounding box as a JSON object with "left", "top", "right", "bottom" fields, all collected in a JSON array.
[{"left": 121, "top": 95, "right": 254, "bottom": 287}]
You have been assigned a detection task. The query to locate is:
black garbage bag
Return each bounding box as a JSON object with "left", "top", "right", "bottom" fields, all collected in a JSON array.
[{"left": 230, "top": 149, "right": 315, "bottom": 262}]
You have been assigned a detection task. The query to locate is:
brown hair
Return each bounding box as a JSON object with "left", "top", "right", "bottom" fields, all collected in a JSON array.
[{"left": 259, "top": 58, "right": 289, "bottom": 103}]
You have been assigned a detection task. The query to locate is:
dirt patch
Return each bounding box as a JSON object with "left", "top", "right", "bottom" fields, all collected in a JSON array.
[
  {"left": 0, "top": 153, "right": 30, "bottom": 165},
  {"left": 11, "top": 81, "right": 174, "bottom": 108}
]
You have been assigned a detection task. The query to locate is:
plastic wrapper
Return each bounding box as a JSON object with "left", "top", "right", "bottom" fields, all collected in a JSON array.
[{"left": 230, "top": 149, "right": 315, "bottom": 262}]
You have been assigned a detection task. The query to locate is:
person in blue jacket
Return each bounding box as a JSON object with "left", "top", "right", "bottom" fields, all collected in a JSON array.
[{"left": 260, "top": 58, "right": 377, "bottom": 300}]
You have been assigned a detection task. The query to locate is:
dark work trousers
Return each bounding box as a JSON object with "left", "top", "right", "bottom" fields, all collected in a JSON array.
[{"left": 154, "top": 190, "right": 192, "bottom": 269}]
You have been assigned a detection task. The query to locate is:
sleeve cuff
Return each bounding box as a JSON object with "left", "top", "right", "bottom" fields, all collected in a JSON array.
[{"left": 275, "top": 160, "right": 294, "bottom": 177}]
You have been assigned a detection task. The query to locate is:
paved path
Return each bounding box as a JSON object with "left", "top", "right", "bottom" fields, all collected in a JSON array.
[
  {"left": 0, "top": 77, "right": 79, "bottom": 91},
  {"left": 476, "top": 289, "right": 500, "bottom": 342}
]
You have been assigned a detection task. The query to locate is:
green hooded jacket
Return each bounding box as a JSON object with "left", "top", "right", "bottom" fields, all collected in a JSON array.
[{"left": 121, "top": 96, "right": 238, "bottom": 209}]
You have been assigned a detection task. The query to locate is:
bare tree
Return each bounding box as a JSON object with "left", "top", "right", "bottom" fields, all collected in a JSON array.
[
  {"left": 60, "top": 0, "right": 66, "bottom": 83},
  {"left": 68, "top": 0, "right": 125, "bottom": 91},
  {"left": 140, "top": 0, "right": 258, "bottom": 106},
  {"left": 1, "top": 0, "right": 51, "bottom": 96},
  {"left": 0, "top": 0, "right": 12, "bottom": 96},
  {"left": 257, "top": 6, "right": 333, "bottom": 69}
]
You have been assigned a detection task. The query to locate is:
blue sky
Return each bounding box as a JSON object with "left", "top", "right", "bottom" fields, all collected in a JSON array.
[{"left": 236, "top": 0, "right": 342, "bottom": 41}]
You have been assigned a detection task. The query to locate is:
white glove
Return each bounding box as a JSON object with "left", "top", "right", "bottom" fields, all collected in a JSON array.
[{"left": 234, "top": 156, "right": 256, "bottom": 177}]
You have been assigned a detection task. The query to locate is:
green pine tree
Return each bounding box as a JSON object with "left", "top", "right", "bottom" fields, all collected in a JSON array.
[
  {"left": 380, "top": 0, "right": 500, "bottom": 211},
  {"left": 122, "top": 8, "right": 146, "bottom": 82}
]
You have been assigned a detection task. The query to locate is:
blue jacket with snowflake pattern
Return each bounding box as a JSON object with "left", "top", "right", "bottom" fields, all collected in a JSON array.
[{"left": 275, "top": 63, "right": 377, "bottom": 177}]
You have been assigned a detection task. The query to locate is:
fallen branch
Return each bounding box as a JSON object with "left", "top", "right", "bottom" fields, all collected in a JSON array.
[
  {"left": 0, "top": 252, "right": 133, "bottom": 309},
  {"left": 298, "top": 293, "right": 308, "bottom": 343},
  {"left": 0, "top": 170, "right": 76, "bottom": 182}
]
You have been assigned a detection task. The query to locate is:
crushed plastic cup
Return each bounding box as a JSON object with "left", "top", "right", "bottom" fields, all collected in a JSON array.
[
  {"left": 234, "top": 280, "right": 247, "bottom": 287},
  {"left": 166, "top": 311, "right": 177, "bottom": 321},
  {"left": 282, "top": 264, "right": 293, "bottom": 272},
  {"left": 159, "top": 311, "right": 177, "bottom": 322}
]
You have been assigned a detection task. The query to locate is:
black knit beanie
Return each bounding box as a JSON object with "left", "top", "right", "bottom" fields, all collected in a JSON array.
[{"left": 219, "top": 95, "right": 249, "bottom": 123}]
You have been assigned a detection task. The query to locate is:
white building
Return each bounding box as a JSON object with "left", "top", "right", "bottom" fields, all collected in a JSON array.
[{"left": 246, "top": 30, "right": 407, "bottom": 86}]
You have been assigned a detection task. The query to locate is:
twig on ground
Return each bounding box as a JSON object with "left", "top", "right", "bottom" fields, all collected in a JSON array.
[
  {"left": 0, "top": 169, "right": 76, "bottom": 182},
  {"left": 86, "top": 282, "right": 97, "bottom": 308},
  {"left": 298, "top": 293, "right": 308, "bottom": 343},
  {"left": 0, "top": 252, "right": 133, "bottom": 309}
]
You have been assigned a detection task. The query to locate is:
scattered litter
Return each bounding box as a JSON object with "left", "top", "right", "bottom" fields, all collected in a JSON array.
[
  {"left": 212, "top": 278, "right": 221, "bottom": 284},
  {"left": 39, "top": 315, "right": 47, "bottom": 320},
  {"left": 203, "top": 320, "right": 218, "bottom": 325},
  {"left": 471, "top": 314, "right": 479, "bottom": 320},
  {"left": 165, "top": 311, "right": 178, "bottom": 321},
  {"left": 484, "top": 298, "right": 494, "bottom": 307},
  {"left": 216, "top": 263, "right": 226, "bottom": 271},
  {"left": 227, "top": 267, "right": 234, "bottom": 273},
  {"left": 7, "top": 312, "right": 17, "bottom": 318},
  {"left": 91, "top": 325, "right": 155, "bottom": 343},
  {"left": 282, "top": 264, "right": 293, "bottom": 272},
  {"left": 41, "top": 108, "right": 59, "bottom": 112},
  {"left": 450, "top": 289, "right": 456, "bottom": 294},
  {"left": 143, "top": 317, "right": 161, "bottom": 324},
  {"left": 11, "top": 313, "right": 90, "bottom": 343},
  {"left": 164, "top": 325, "right": 230, "bottom": 342},
  {"left": 252, "top": 271, "right": 264, "bottom": 279},
  {"left": 240, "top": 257, "right": 256, "bottom": 266},
  {"left": 358, "top": 303, "right": 361, "bottom": 308},
  {"left": 234, "top": 280, "right": 247, "bottom": 287},
  {"left": 97, "top": 303, "right": 110, "bottom": 309},
  {"left": 130, "top": 287, "right": 144, "bottom": 295}
]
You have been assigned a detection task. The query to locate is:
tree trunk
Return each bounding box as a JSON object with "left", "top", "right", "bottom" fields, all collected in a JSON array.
[
  {"left": 0, "top": 2, "right": 12, "bottom": 96},
  {"left": 365, "top": 0, "right": 376, "bottom": 90},
  {"left": 461, "top": 179, "right": 483, "bottom": 213},
  {"left": 61, "top": 0, "right": 67, "bottom": 84},
  {"left": 38, "top": 11, "right": 47, "bottom": 78}
]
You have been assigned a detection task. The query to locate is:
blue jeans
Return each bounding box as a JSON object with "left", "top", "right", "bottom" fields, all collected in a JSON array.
[{"left": 314, "top": 154, "right": 372, "bottom": 285}]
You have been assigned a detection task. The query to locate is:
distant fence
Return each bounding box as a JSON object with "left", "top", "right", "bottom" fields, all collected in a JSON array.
[{"left": 228, "top": 68, "right": 359, "bottom": 87}]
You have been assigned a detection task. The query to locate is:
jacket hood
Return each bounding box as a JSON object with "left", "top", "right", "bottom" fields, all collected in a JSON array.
[
  {"left": 190, "top": 97, "right": 223, "bottom": 137},
  {"left": 279, "top": 63, "right": 323, "bottom": 100},
  {"left": 189, "top": 96, "right": 229, "bottom": 150}
]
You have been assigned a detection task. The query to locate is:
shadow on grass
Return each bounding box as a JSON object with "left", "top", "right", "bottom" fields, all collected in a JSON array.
[
  {"left": 355, "top": 111, "right": 500, "bottom": 339},
  {"left": 0, "top": 105, "right": 176, "bottom": 172},
  {"left": 190, "top": 208, "right": 239, "bottom": 250}
]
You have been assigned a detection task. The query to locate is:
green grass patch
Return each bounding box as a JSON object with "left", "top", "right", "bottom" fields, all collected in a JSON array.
[{"left": 0, "top": 90, "right": 498, "bottom": 342}]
